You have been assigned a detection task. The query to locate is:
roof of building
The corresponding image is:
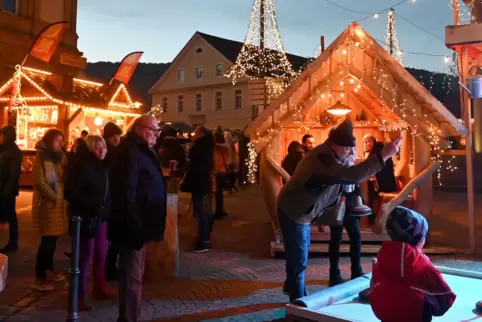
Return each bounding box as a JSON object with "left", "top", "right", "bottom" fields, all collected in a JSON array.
[
  {"left": 247, "top": 22, "right": 467, "bottom": 151},
  {"left": 0, "top": 67, "right": 141, "bottom": 112},
  {"left": 196, "top": 31, "right": 310, "bottom": 73}
]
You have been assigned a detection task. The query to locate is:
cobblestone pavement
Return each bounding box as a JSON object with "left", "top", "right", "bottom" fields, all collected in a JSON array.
[{"left": 0, "top": 188, "right": 481, "bottom": 321}]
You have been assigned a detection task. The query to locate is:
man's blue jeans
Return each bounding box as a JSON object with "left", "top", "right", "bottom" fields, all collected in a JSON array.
[{"left": 278, "top": 209, "right": 310, "bottom": 303}]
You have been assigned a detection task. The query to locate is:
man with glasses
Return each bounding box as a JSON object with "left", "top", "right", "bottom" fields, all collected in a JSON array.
[{"left": 108, "top": 115, "right": 167, "bottom": 322}]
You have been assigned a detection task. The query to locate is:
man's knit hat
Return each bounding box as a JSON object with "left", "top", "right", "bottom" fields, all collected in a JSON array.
[
  {"left": 386, "top": 206, "right": 428, "bottom": 246},
  {"left": 328, "top": 118, "right": 356, "bottom": 147},
  {"left": 103, "top": 122, "right": 122, "bottom": 139}
]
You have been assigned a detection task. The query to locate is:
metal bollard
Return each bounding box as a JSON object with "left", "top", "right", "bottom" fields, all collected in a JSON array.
[{"left": 66, "top": 216, "right": 81, "bottom": 322}]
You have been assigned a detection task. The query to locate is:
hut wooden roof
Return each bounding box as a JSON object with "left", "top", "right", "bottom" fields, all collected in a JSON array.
[{"left": 247, "top": 22, "right": 468, "bottom": 151}]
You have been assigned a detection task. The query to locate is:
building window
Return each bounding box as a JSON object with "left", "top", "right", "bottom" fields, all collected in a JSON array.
[
  {"left": 177, "top": 95, "right": 184, "bottom": 113},
  {"left": 162, "top": 97, "right": 168, "bottom": 113},
  {"left": 195, "top": 67, "right": 203, "bottom": 79},
  {"left": 215, "top": 91, "right": 223, "bottom": 111},
  {"left": 177, "top": 70, "right": 184, "bottom": 82},
  {"left": 215, "top": 64, "right": 223, "bottom": 76},
  {"left": 196, "top": 48, "right": 203, "bottom": 55},
  {"left": 234, "top": 89, "right": 243, "bottom": 109},
  {"left": 195, "top": 93, "right": 203, "bottom": 112},
  {"left": 3, "top": 0, "right": 17, "bottom": 14}
]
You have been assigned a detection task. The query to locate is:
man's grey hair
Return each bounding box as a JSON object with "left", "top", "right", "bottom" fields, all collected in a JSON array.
[
  {"left": 129, "top": 114, "right": 155, "bottom": 132},
  {"left": 85, "top": 135, "right": 106, "bottom": 152}
]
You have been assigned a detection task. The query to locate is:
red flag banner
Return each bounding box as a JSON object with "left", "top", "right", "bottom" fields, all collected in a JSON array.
[
  {"left": 113, "top": 52, "right": 143, "bottom": 84},
  {"left": 28, "top": 21, "right": 68, "bottom": 63}
]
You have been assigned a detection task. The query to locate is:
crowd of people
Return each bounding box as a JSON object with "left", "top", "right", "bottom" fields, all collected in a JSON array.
[
  {"left": 0, "top": 114, "right": 459, "bottom": 321},
  {"left": 0, "top": 115, "right": 251, "bottom": 321}
]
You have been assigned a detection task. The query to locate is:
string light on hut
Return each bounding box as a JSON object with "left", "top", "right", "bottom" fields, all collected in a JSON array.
[{"left": 246, "top": 142, "right": 258, "bottom": 184}]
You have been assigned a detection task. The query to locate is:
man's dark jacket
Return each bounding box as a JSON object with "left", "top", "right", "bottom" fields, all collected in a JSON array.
[
  {"left": 107, "top": 131, "right": 167, "bottom": 250},
  {"left": 181, "top": 134, "right": 214, "bottom": 195}
]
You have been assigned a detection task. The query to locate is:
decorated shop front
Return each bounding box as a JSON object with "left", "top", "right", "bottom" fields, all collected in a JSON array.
[{"left": 0, "top": 66, "right": 142, "bottom": 186}]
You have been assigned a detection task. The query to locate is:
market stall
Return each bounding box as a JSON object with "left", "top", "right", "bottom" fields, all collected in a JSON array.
[
  {"left": 245, "top": 22, "right": 468, "bottom": 255},
  {"left": 0, "top": 66, "right": 142, "bottom": 186}
]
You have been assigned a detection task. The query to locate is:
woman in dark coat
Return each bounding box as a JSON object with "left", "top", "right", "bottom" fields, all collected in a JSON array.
[
  {"left": 181, "top": 126, "right": 215, "bottom": 253},
  {"left": 363, "top": 135, "right": 397, "bottom": 225},
  {"left": 64, "top": 135, "right": 114, "bottom": 311},
  {"left": 281, "top": 141, "right": 305, "bottom": 181},
  {"left": 0, "top": 125, "right": 22, "bottom": 253}
]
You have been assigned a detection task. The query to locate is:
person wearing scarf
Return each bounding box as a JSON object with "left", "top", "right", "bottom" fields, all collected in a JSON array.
[{"left": 31, "top": 129, "right": 68, "bottom": 292}]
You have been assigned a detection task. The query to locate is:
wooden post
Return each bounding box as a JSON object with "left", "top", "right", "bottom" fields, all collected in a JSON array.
[
  {"left": 465, "top": 97, "right": 475, "bottom": 253},
  {"left": 0, "top": 107, "right": 7, "bottom": 127},
  {"left": 320, "top": 36, "right": 325, "bottom": 53},
  {"left": 400, "top": 130, "right": 411, "bottom": 163},
  {"left": 412, "top": 135, "right": 432, "bottom": 221},
  {"left": 145, "top": 193, "right": 179, "bottom": 281},
  {"left": 0, "top": 254, "right": 7, "bottom": 293},
  {"left": 260, "top": 148, "right": 281, "bottom": 230},
  {"left": 458, "top": 47, "right": 476, "bottom": 253},
  {"left": 57, "top": 104, "right": 70, "bottom": 147}
]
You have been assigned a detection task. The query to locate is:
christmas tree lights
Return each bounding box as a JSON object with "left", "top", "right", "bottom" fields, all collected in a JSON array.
[
  {"left": 149, "top": 104, "right": 163, "bottom": 122},
  {"left": 225, "top": 0, "right": 297, "bottom": 86},
  {"left": 384, "top": 9, "right": 403, "bottom": 66}
]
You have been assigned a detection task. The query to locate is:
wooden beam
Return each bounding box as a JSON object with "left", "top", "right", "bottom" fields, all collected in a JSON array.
[
  {"left": 126, "top": 116, "right": 137, "bottom": 131},
  {"left": 350, "top": 67, "right": 432, "bottom": 138},
  {"left": 246, "top": 26, "right": 353, "bottom": 137},
  {"left": 363, "top": 43, "right": 467, "bottom": 137},
  {"left": 66, "top": 107, "right": 82, "bottom": 125},
  {"left": 350, "top": 89, "right": 396, "bottom": 124},
  {"left": 253, "top": 72, "right": 348, "bottom": 151},
  {"left": 355, "top": 84, "right": 404, "bottom": 126}
]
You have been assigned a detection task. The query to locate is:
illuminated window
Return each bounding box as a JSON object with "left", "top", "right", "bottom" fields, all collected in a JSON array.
[
  {"left": 3, "top": 0, "right": 17, "bottom": 14},
  {"left": 215, "top": 91, "right": 223, "bottom": 110},
  {"left": 234, "top": 89, "right": 243, "bottom": 109},
  {"left": 177, "top": 95, "right": 184, "bottom": 113},
  {"left": 195, "top": 93, "right": 203, "bottom": 112}
]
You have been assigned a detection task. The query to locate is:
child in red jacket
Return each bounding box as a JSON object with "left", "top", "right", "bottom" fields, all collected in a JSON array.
[{"left": 369, "top": 206, "right": 456, "bottom": 322}]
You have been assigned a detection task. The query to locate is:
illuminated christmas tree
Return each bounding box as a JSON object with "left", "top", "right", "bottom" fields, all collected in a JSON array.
[
  {"left": 225, "top": 0, "right": 297, "bottom": 86},
  {"left": 385, "top": 8, "right": 403, "bottom": 65}
]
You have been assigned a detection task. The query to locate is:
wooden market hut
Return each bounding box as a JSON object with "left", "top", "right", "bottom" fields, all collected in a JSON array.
[
  {"left": 0, "top": 66, "right": 142, "bottom": 186},
  {"left": 246, "top": 22, "right": 469, "bottom": 255}
]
